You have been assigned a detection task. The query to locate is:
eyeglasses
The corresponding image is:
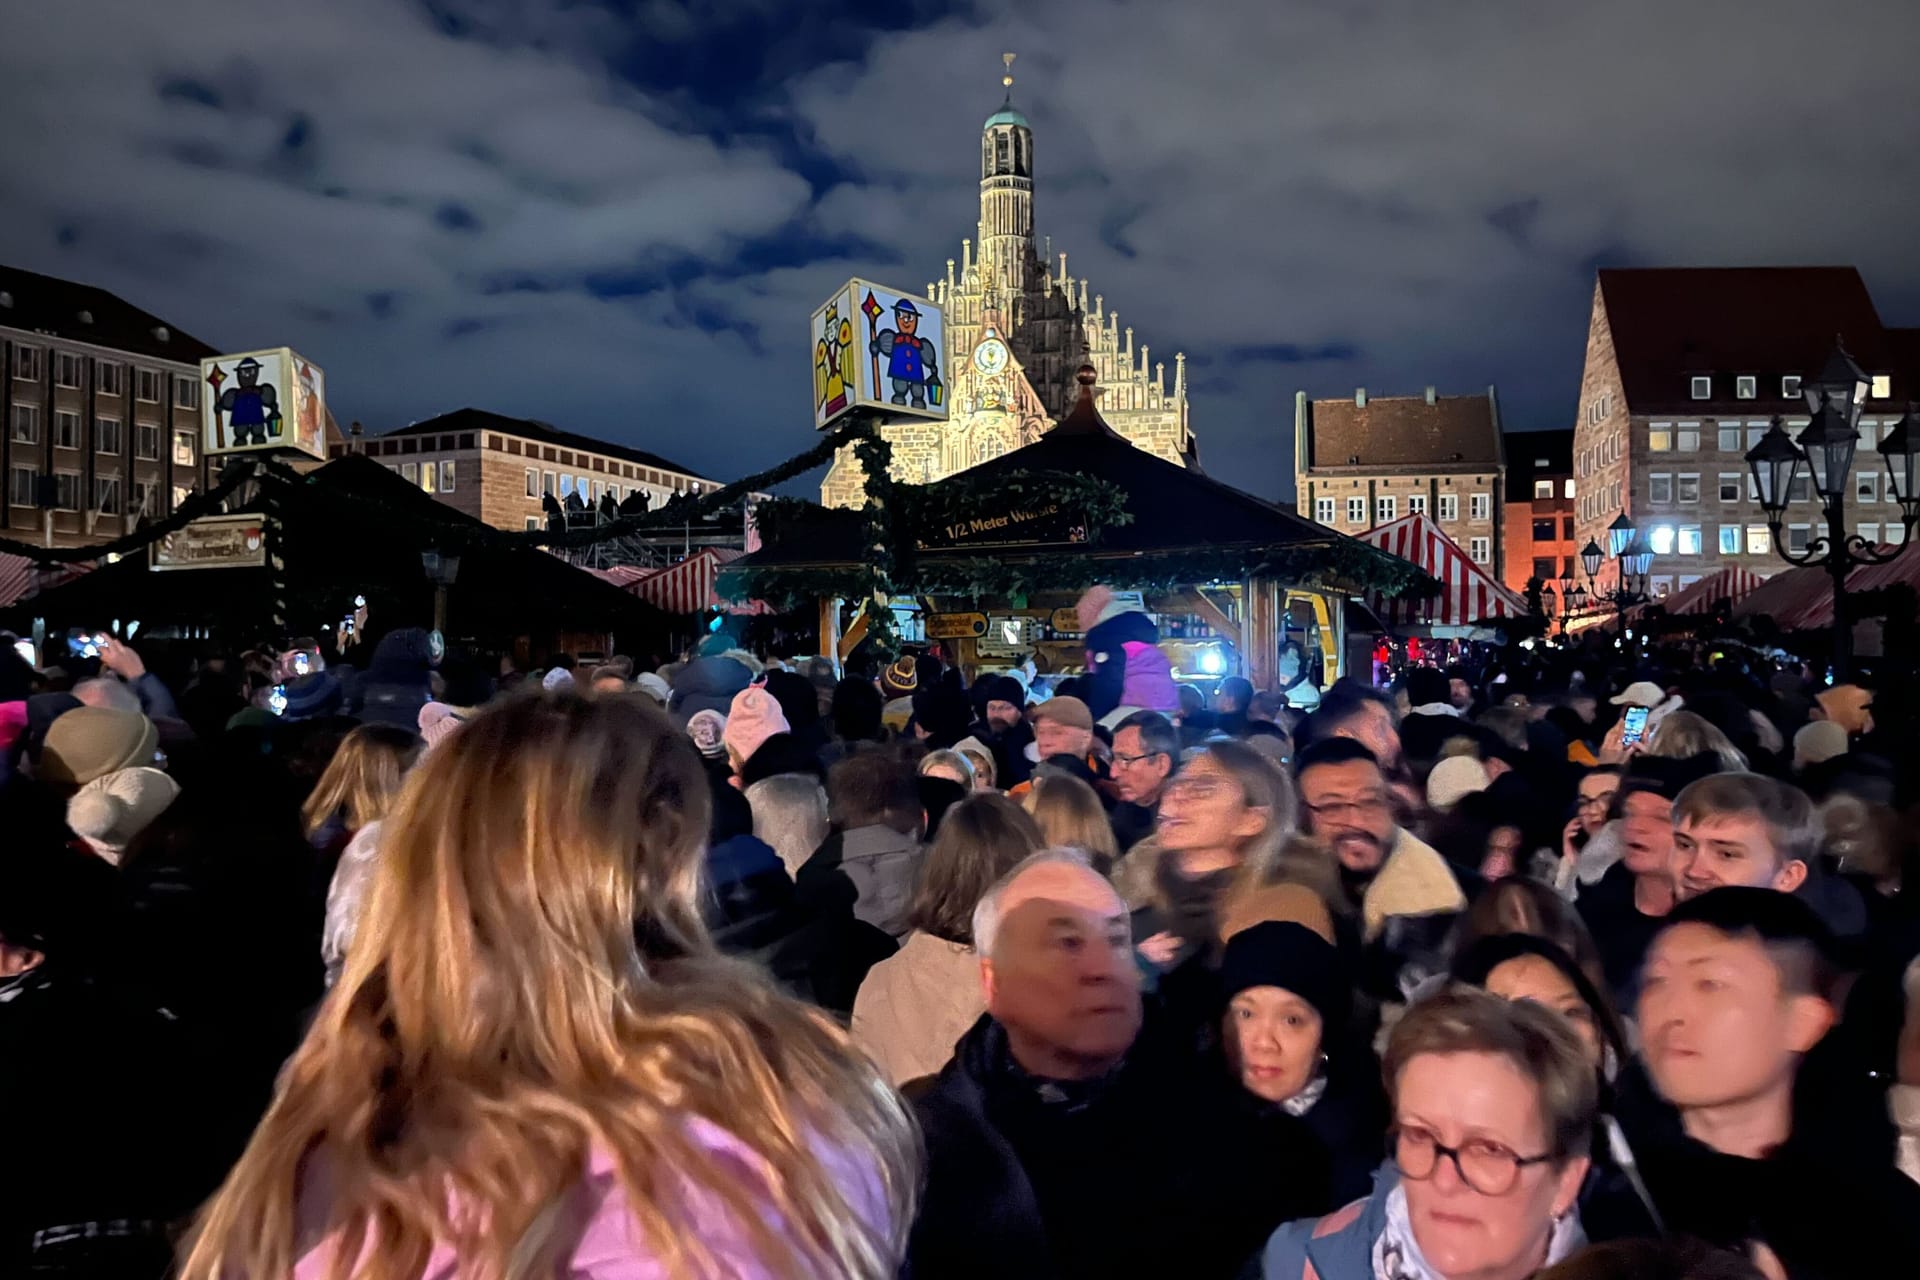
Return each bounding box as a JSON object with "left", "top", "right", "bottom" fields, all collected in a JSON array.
[
  {"left": 1575, "top": 792, "right": 1616, "bottom": 812},
  {"left": 1113, "top": 750, "right": 1169, "bottom": 768},
  {"left": 1304, "top": 795, "right": 1389, "bottom": 822},
  {"left": 1393, "top": 1125, "right": 1552, "bottom": 1196},
  {"left": 1164, "top": 774, "right": 1231, "bottom": 801}
]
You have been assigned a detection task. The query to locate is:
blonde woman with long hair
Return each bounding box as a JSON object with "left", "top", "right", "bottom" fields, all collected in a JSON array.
[
  {"left": 299, "top": 722, "right": 420, "bottom": 851},
  {"left": 1021, "top": 772, "right": 1121, "bottom": 875},
  {"left": 183, "top": 693, "right": 918, "bottom": 1280}
]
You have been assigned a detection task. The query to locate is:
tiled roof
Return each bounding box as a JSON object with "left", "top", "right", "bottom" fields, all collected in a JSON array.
[
  {"left": 0, "top": 263, "right": 217, "bottom": 364},
  {"left": 1504, "top": 428, "right": 1574, "bottom": 487},
  {"left": 1596, "top": 267, "right": 1904, "bottom": 412},
  {"left": 379, "top": 408, "right": 708, "bottom": 480},
  {"left": 1304, "top": 391, "right": 1501, "bottom": 470}
]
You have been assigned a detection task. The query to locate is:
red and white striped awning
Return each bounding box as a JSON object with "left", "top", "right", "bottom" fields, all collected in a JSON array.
[
  {"left": 0, "top": 553, "right": 93, "bottom": 609},
  {"left": 1358, "top": 513, "right": 1528, "bottom": 626},
  {"left": 1732, "top": 544, "right": 1920, "bottom": 631},
  {"left": 1660, "top": 566, "right": 1767, "bottom": 616},
  {"left": 602, "top": 548, "right": 772, "bottom": 616}
]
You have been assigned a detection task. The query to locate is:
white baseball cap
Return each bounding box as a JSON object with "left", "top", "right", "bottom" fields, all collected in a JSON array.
[{"left": 1610, "top": 681, "right": 1665, "bottom": 709}]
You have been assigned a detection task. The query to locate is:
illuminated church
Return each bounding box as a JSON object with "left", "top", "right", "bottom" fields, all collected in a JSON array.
[{"left": 820, "top": 56, "right": 1194, "bottom": 507}]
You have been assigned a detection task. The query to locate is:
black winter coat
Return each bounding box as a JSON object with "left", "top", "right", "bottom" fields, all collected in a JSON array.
[
  {"left": 906, "top": 1011, "right": 1250, "bottom": 1280},
  {"left": 1082, "top": 611, "right": 1159, "bottom": 722}
]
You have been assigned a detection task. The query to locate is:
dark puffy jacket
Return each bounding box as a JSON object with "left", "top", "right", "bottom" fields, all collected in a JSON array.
[
  {"left": 1082, "top": 611, "right": 1160, "bottom": 722},
  {"left": 669, "top": 655, "right": 752, "bottom": 722},
  {"left": 350, "top": 628, "right": 433, "bottom": 730}
]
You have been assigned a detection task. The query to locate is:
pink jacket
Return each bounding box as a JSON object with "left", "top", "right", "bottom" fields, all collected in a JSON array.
[
  {"left": 294, "top": 1116, "right": 890, "bottom": 1278},
  {"left": 1118, "top": 641, "right": 1179, "bottom": 714}
]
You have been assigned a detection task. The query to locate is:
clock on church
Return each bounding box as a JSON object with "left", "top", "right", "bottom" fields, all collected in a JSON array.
[{"left": 973, "top": 333, "right": 1010, "bottom": 376}]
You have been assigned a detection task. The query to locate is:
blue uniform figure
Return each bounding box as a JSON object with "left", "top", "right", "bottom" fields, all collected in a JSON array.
[
  {"left": 870, "top": 298, "right": 942, "bottom": 409},
  {"left": 216, "top": 356, "right": 281, "bottom": 446}
]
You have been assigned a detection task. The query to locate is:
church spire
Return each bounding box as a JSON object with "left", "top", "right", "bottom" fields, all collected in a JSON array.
[{"left": 980, "top": 51, "right": 1034, "bottom": 293}]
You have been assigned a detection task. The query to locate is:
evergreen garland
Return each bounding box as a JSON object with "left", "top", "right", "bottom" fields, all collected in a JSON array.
[
  {"left": 0, "top": 457, "right": 262, "bottom": 563},
  {"left": 853, "top": 430, "right": 899, "bottom": 660}
]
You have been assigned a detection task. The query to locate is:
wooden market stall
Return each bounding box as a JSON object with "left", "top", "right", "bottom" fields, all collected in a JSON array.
[{"left": 726, "top": 368, "right": 1426, "bottom": 688}]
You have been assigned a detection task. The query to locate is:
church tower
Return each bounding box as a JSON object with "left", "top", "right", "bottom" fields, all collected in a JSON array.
[{"left": 978, "top": 53, "right": 1035, "bottom": 301}]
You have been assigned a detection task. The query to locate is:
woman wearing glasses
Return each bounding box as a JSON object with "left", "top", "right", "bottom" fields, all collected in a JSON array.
[{"left": 1258, "top": 988, "right": 1595, "bottom": 1280}]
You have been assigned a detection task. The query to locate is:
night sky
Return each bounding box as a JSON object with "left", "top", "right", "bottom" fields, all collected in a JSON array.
[{"left": 5, "top": 1, "right": 1918, "bottom": 500}]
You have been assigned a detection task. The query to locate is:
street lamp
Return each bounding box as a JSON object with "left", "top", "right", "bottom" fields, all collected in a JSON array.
[
  {"left": 1744, "top": 341, "right": 1919, "bottom": 679},
  {"left": 422, "top": 548, "right": 461, "bottom": 636},
  {"left": 1577, "top": 520, "right": 1649, "bottom": 629}
]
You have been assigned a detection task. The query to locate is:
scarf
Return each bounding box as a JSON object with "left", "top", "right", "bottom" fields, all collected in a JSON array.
[
  {"left": 1154, "top": 856, "right": 1237, "bottom": 951},
  {"left": 1281, "top": 1071, "right": 1329, "bottom": 1118},
  {"left": 1371, "top": 1183, "right": 1584, "bottom": 1280}
]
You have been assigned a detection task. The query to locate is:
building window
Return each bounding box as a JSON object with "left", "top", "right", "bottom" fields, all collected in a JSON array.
[
  {"left": 1718, "top": 524, "right": 1740, "bottom": 554},
  {"left": 401, "top": 462, "right": 418, "bottom": 484},
  {"left": 54, "top": 352, "right": 82, "bottom": 388},
  {"left": 1736, "top": 375, "right": 1757, "bottom": 400},
  {"left": 1648, "top": 473, "right": 1673, "bottom": 504},
  {"left": 1470, "top": 493, "right": 1490, "bottom": 521},
  {"left": 1748, "top": 423, "right": 1768, "bottom": 450},
  {"left": 525, "top": 517, "right": 541, "bottom": 531},
  {"left": 1677, "top": 424, "right": 1700, "bottom": 452},
  {"left": 544, "top": 470, "right": 557, "bottom": 497},
  {"left": 174, "top": 377, "right": 199, "bottom": 410},
  {"left": 54, "top": 410, "right": 80, "bottom": 450},
  {"left": 136, "top": 424, "right": 159, "bottom": 459},
  {"left": 1533, "top": 480, "right": 1553, "bottom": 499},
  {"left": 1788, "top": 473, "right": 1811, "bottom": 504},
  {"left": 1649, "top": 424, "right": 1672, "bottom": 452},
  {"left": 1649, "top": 525, "right": 1676, "bottom": 555},
  {"left": 131, "top": 480, "right": 153, "bottom": 517},
  {"left": 1438, "top": 493, "right": 1459, "bottom": 522},
  {"left": 135, "top": 369, "right": 161, "bottom": 403},
  {"left": 439, "top": 461, "right": 455, "bottom": 492},
  {"left": 1746, "top": 526, "right": 1770, "bottom": 555},
  {"left": 1677, "top": 474, "right": 1700, "bottom": 504},
  {"left": 1532, "top": 517, "right": 1556, "bottom": 540},
  {"left": 1651, "top": 576, "right": 1674, "bottom": 598},
  {"left": 97, "top": 361, "right": 123, "bottom": 395},
  {"left": 559, "top": 475, "right": 575, "bottom": 499},
  {"left": 1717, "top": 473, "right": 1742, "bottom": 502},
  {"left": 52, "top": 473, "right": 81, "bottom": 511},
  {"left": 1469, "top": 536, "right": 1491, "bottom": 565},
  {"left": 1691, "top": 376, "right": 1712, "bottom": 400},
  {"left": 1716, "top": 424, "right": 1739, "bottom": 452},
  {"left": 526, "top": 468, "right": 539, "bottom": 498},
  {"left": 1782, "top": 375, "right": 1801, "bottom": 399},
  {"left": 95, "top": 476, "right": 122, "bottom": 515},
  {"left": 171, "top": 484, "right": 192, "bottom": 509},
  {"left": 95, "top": 416, "right": 122, "bottom": 455},
  {"left": 1346, "top": 496, "right": 1366, "bottom": 525},
  {"left": 1376, "top": 496, "right": 1396, "bottom": 523},
  {"left": 14, "top": 345, "right": 42, "bottom": 381},
  {"left": 1409, "top": 494, "right": 1428, "bottom": 516},
  {"left": 8, "top": 467, "right": 37, "bottom": 507},
  {"left": 1533, "top": 557, "right": 1555, "bottom": 580},
  {"left": 1678, "top": 525, "right": 1702, "bottom": 555},
  {"left": 1786, "top": 524, "right": 1811, "bottom": 554},
  {"left": 1872, "top": 374, "right": 1892, "bottom": 399},
  {"left": 173, "top": 430, "right": 195, "bottom": 466},
  {"left": 1858, "top": 472, "right": 1879, "bottom": 503},
  {"left": 1859, "top": 523, "right": 1882, "bottom": 546},
  {"left": 1314, "top": 497, "right": 1336, "bottom": 524},
  {"left": 1858, "top": 422, "right": 1878, "bottom": 452}
]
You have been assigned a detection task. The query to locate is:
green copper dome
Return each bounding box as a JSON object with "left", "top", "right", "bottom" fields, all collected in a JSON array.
[{"left": 984, "top": 103, "right": 1029, "bottom": 129}]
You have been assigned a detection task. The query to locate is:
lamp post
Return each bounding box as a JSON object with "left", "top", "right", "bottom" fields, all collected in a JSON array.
[
  {"left": 421, "top": 549, "right": 462, "bottom": 636},
  {"left": 1578, "top": 515, "right": 1651, "bottom": 630},
  {"left": 1744, "top": 341, "right": 1920, "bottom": 680}
]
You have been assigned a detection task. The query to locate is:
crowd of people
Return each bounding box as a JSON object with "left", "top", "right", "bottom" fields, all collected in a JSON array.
[{"left": 2, "top": 585, "right": 1919, "bottom": 1279}]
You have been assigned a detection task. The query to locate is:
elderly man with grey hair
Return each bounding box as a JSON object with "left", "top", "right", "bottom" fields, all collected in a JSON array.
[{"left": 905, "top": 849, "right": 1252, "bottom": 1279}]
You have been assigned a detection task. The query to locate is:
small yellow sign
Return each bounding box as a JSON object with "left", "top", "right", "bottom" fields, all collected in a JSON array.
[
  {"left": 1050, "top": 608, "right": 1083, "bottom": 634},
  {"left": 927, "top": 611, "right": 989, "bottom": 640}
]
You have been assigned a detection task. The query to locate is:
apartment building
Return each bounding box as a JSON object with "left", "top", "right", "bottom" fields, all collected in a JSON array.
[
  {"left": 1294, "top": 386, "right": 1507, "bottom": 577},
  {"left": 1570, "top": 267, "right": 1916, "bottom": 599},
  {"left": 338, "top": 408, "right": 722, "bottom": 532},
  {"left": 1, "top": 265, "right": 219, "bottom": 549},
  {"left": 1502, "top": 428, "right": 1576, "bottom": 597}
]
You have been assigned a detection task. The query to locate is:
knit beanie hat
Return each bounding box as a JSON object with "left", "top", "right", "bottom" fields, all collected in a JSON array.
[
  {"left": 724, "top": 684, "right": 790, "bottom": 764},
  {"left": 686, "top": 709, "right": 728, "bottom": 759},
  {"left": 418, "top": 702, "right": 468, "bottom": 752},
  {"left": 881, "top": 656, "right": 919, "bottom": 699},
  {"left": 634, "top": 672, "right": 671, "bottom": 705},
  {"left": 984, "top": 674, "right": 1028, "bottom": 709},
  {"left": 66, "top": 766, "right": 180, "bottom": 861},
  {"left": 1793, "top": 720, "right": 1849, "bottom": 769},
  {"left": 1219, "top": 880, "right": 1336, "bottom": 946},
  {"left": 1426, "top": 755, "right": 1492, "bottom": 812},
  {"left": 1075, "top": 584, "right": 1129, "bottom": 634},
  {"left": 1220, "top": 920, "right": 1347, "bottom": 1034},
  {"left": 40, "top": 706, "right": 160, "bottom": 787},
  {"left": 542, "top": 667, "right": 575, "bottom": 691},
  {"left": 281, "top": 671, "right": 345, "bottom": 722}
]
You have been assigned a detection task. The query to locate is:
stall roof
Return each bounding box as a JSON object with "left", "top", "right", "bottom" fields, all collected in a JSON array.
[{"left": 736, "top": 368, "right": 1411, "bottom": 594}]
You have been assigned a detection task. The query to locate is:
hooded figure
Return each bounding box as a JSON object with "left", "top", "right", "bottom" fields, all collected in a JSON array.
[
  {"left": 669, "top": 635, "right": 753, "bottom": 724},
  {"left": 1076, "top": 586, "right": 1177, "bottom": 725},
  {"left": 350, "top": 629, "right": 435, "bottom": 730}
]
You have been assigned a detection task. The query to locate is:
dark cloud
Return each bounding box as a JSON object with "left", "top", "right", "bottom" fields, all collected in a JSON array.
[{"left": 3, "top": 0, "right": 1917, "bottom": 499}]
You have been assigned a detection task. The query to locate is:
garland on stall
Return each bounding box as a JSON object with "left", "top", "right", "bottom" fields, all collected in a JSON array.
[
  {"left": 852, "top": 431, "right": 899, "bottom": 660},
  {"left": 0, "top": 456, "right": 264, "bottom": 564}
]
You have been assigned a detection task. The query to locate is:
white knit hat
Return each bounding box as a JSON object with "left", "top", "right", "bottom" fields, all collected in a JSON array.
[
  {"left": 1426, "top": 755, "right": 1491, "bottom": 813},
  {"left": 67, "top": 766, "right": 180, "bottom": 863}
]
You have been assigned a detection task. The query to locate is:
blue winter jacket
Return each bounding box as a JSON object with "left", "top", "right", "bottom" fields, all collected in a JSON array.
[{"left": 1253, "top": 1167, "right": 1396, "bottom": 1280}]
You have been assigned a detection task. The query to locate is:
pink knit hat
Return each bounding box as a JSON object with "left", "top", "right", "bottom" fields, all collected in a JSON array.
[{"left": 722, "top": 683, "right": 789, "bottom": 764}]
